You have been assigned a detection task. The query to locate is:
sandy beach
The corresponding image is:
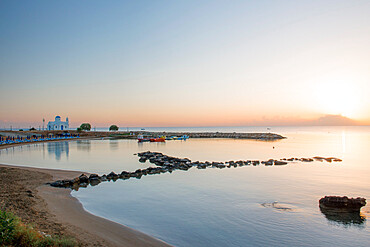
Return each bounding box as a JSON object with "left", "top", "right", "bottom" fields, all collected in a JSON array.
[{"left": 0, "top": 147, "right": 171, "bottom": 247}]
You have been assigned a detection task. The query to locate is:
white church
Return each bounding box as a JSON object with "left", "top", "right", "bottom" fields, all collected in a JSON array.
[{"left": 47, "top": 116, "right": 69, "bottom": 130}]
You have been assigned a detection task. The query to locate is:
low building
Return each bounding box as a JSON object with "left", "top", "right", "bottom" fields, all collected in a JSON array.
[{"left": 47, "top": 116, "right": 69, "bottom": 130}]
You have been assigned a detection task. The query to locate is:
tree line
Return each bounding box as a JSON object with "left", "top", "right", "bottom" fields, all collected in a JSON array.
[{"left": 77, "top": 123, "right": 118, "bottom": 131}]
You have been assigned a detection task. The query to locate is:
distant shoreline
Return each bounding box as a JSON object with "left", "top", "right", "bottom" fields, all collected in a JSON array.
[
  {"left": 0, "top": 130, "right": 285, "bottom": 149},
  {"left": 0, "top": 130, "right": 109, "bottom": 149}
]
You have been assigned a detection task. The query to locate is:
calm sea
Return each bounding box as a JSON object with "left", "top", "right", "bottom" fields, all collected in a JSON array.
[{"left": 1, "top": 126, "right": 369, "bottom": 247}]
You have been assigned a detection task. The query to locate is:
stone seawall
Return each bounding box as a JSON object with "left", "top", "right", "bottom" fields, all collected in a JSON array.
[{"left": 112, "top": 132, "right": 286, "bottom": 140}]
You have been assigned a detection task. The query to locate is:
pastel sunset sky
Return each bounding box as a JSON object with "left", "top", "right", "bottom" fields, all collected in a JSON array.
[{"left": 1, "top": 0, "right": 369, "bottom": 128}]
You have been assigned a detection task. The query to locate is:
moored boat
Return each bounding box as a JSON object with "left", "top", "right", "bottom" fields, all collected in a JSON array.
[
  {"left": 177, "top": 135, "right": 189, "bottom": 140},
  {"left": 150, "top": 137, "right": 166, "bottom": 142},
  {"left": 137, "top": 135, "right": 150, "bottom": 142},
  {"left": 170, "top": 135, "right": 189, "bottom": 140}
]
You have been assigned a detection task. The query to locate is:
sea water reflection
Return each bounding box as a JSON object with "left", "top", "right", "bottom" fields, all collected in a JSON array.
[
  {"left": 0, "top": 126, "right": 369, "bottom": 246},
  {"left": 320, "top": 207, "right": 366, "bottom": 228},
  {"left": 48, "top": 141, "right": 69, "bottom": 161},
  {"left": 76, "top": 140, "right": 91, "bottom": 152}
]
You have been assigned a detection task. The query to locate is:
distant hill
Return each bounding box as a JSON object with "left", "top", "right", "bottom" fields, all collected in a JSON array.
[{"left": 310, "top": 114, "right": 359, "bottom": 126}]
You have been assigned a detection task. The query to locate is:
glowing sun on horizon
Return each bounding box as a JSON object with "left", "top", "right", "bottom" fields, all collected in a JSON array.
[{"left": 314, "top": 78, "right": 360, "bottom": 119}]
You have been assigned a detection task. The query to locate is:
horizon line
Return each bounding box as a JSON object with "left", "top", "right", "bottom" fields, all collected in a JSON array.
[{"left": 1, "top": 124, "right": 369, "bottom": 131}]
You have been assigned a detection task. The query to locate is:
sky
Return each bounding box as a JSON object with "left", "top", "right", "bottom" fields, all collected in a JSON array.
[{"left": 0, "top": 0, "right": 369, "bottom": 128}]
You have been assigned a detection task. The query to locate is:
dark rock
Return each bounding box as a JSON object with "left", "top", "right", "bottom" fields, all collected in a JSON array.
[
  {"left": 72, "top": 177, "right": 80, "bottom": 184},
  {"left": 197, "top": 164, "right": 206, "bottom": 169},
  {"left": 180, "top": 158, "right": 191, "bottom": 163},
  {"left": 313, "top": 156, "right": 325, "bottom": 161},
  {"left": 50, "top": 181, "right": 62, "bottom": 187},
  {"left": 262, "top": 159, "right": 274, "bottom": 166},
  {"left": 139, "top": 157, "right": 147, "bottom": 163},
  {"left": 89, "top": 177, "right": 101, "bottom": 186},
  {"left": 79, "top": 182, "right": 88, "bottom": 188},
  {"left": 107, "top": 172, "right": 119, "bottom": 179},
  {"left": 72, "top": 184, "right": 80, "bottom": 191},
  {"left": 147, "top": 168, "right": 159, "bottom": 174},
  {"left": 133, "top": 169, "right": 144, "bottom": 176},
  {"left": 50, "top": 180, "right": 73, "bottom": 188},
  {"left": 178, "top": 163, "right": 190, "bottom": 170},
  {"left": 120, "top": 171, "right": 130, "bottom": 178},
  {"left": 236, "top": 161, "right": 244, "bottom": 167},
  {"left": 89, "top": 174, "right": 99, "bottom": 179},
  {"left": 319, "top": 196, "right": 366, "bottom": 212},
  {"left": 301, "top": 158, "right": 314, "bottom": 162},
  {"left": 138, "top": 151, "right": 151, "bottom": 157},
  {"left": 79, "top": 174, "right": 89, "bottom": 183},
  {"left": 274, "top": 160, "right": 288, "bottom": 165},
  {"left": 252, "top": 160, "right": 260, "bottom": 166}
]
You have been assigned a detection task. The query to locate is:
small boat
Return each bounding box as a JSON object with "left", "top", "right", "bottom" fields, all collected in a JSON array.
[
  {"left": 138, "top": 139, "right": 150, "bottom": 142},
  {"left": 137, "top": 135, "right": 150, "bottom": 142},
  {"left": 177, "top": 135, "right": 189, "bottom": 140},
  {"left": 150, "top": 136, "right": 166, "bottom": 142}
]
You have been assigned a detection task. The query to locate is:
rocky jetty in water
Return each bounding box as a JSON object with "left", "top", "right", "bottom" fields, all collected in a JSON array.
[
  {"left": 162, "top": 132, "right": 286, "bottom": 140},
  {"left": 112, "top": 131, "right": 286, "bottom": 140},
  {"left": 49, "top": 151, "right": 343, "bottom": 190},
  {"left": 319, "top": 196, "right": 366, "bottom": 212}
]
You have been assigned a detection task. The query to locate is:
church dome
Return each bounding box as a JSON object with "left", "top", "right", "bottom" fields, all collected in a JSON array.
[{"left": 55, "top": 116, "right": 61, "bottom": 120}]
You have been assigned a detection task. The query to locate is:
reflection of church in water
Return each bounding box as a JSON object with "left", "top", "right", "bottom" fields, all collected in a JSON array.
[{"left": 48, "top": 141, "right": 69, "bottom": 161}]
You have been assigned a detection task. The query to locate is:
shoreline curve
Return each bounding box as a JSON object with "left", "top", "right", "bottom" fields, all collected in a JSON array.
[{"left": 0, "top": 162, "right": 171, "bottom": 247}]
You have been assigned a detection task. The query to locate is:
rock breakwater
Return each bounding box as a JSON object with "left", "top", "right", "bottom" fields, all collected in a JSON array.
[
  {"left": 113, "top": 132, "right": 286, "bottom": 140},
  {"left": 49, "top": 151, "right": 342, "bottom": 190}
]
